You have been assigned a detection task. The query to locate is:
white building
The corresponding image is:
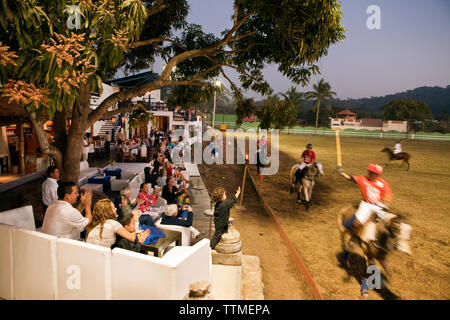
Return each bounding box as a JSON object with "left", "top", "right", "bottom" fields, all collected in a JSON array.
[{"left": 330, "top": 109, "right": 408, "bottom": 132}]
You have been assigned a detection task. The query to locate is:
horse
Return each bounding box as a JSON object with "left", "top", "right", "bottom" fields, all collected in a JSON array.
[
  {"left": 337, "top": 204, "right": 412, "bottom": 296},
  {"left": 289, "top": 161, "right": 324, "bottom": 210},
  {"left": 381, "top": 147, "right": 411, "bottom": 171}
]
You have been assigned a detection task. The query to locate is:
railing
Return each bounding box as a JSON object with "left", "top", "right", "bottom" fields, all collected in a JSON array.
[
  {"left": 204, "top": 121, "right": 450, "bottom": 141},
  {"left": 111, "top": 115, "right": 122, "bottom": 143}
]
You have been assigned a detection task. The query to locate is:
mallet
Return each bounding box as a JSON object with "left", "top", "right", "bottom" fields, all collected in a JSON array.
[{"left": 333, "top": 128, "right": 342, "bottom": 167}]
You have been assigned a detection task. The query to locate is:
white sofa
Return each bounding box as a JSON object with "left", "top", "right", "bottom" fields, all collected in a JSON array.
[
  {"left": 0, "top": 205, "right": 36, "bottom": 231},
  {"left": 79, "top": 161, "right": 99, "bottom": 184},
  {"left": 0, "top": 206, "right": 212, "bottom": 300},
  {"left": 12, "top": 228, "right": 58, "bottom": 299},
  {"left": 111, "top": 239, "right": 211, "bottom": 300},
  {"left": 110, "top": 171, "right": 139, "bottom": 192},
  {"left": 155, "top": 219, "right": 192, "bottom": 246}
]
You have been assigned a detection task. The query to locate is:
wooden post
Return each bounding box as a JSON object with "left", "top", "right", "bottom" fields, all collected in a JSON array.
[
  {"left": 239, "top": 162, "right": 248, "bottom": 207},
  {"left": 18, "top": 123, "right": 25, "bottom": 174}
]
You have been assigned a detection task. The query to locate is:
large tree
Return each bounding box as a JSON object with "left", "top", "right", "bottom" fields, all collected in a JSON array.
[
  {"left": 308, "top": 78, "right": 336, "bottom": 134},
  {"left": 0, "top": 0, "right": 345, "bottom": 182},
  {"left": 382, "top": 98, "right": 433, "bottom": 133}
]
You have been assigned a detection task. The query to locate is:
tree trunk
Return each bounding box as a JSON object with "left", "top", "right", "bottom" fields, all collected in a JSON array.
[
  {"left": 18, "top": 123, "right": 25, "bottom": 174},
  {"left": 60, "top": 85, "right": 92, "bottom": 183},
  {"left": 314, "top": 100, "right": 321, "bottom": 135}
]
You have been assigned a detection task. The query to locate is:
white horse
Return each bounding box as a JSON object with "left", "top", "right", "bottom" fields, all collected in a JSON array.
[{"left": 290, "top": 161, "right": 324, "bottom": 210}]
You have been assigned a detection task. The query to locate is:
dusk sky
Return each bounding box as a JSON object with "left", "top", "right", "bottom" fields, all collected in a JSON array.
[{"left": 152, "top": 0, "right": 450, "bottom": 100}]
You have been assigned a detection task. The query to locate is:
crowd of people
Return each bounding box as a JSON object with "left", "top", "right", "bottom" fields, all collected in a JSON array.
[{"left": 39, "top": 128, "right": 203, "bottom": 255}]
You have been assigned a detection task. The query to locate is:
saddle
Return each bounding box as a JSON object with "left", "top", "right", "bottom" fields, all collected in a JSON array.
[{"left": 294, "top": 166, "right": 308, "bottom": 183}]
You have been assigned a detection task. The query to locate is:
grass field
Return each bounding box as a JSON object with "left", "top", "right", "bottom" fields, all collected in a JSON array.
[{"left": 248, "top": 134, "right": 450, "bottom": 299}]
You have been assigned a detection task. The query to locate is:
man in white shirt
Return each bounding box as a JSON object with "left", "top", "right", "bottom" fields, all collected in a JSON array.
[
  {"left": 41, "top": 182, "right": 93, "bottom": 240},
  {"left": 42, "top": 166, "right": 60, "bottom": 213},
  {"left": 393, "top": 140, "right": 402, "bottom": 155}
]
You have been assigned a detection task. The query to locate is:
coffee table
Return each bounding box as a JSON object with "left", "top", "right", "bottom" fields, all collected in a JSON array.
[{"left": 140, "top": 229, "right": 182, "bottom": 257}]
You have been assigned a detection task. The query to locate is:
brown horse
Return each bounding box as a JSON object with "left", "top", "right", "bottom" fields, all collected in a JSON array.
[
  {"left": 337, "top": 205, "right": 412, "bottom": 296},
  {"left": 381, "top": 147, "right": 411, "bottom": 171}
]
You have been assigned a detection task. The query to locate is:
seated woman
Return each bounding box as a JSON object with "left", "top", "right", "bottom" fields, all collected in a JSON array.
[
  {"left": 162, "top": 177, "right": 182, "bottom": 205},
  {"left": 172, "top": 168, "right": 190, "bottom": 195},
  {"left": 165, "top": 161, "right": 174, "bottom": 178},
  {"left": 160, "top": 204, "right": 200, "bottom": 238},
  {"left": 112, "top": 211, "right": 146, "bottom": 252},
  {"left": 86, "top": 199, "right": 149, "bottom": 248},
  {"left": 137, "top": 183, "right": 164, "bottom": 223}
]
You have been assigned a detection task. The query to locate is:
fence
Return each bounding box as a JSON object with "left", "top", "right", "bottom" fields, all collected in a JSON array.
[{"left": 206, "top": 121, "right": 450, "bottom": 141}]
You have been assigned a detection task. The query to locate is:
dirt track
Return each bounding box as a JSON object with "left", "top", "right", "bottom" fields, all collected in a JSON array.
[{"left": 198, "top": 163, "right": 313, "bottom": 300}]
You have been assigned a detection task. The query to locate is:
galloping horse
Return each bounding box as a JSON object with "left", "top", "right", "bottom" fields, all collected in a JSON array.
[
  {"left": 337, "top": 205, "right": 411, "bottom": 296},
  {"left": 381, "top": 147, "right": 411, "bottom": 171},
  {"left": 289, "top": 161, "right": 324, "bottom": 210}
]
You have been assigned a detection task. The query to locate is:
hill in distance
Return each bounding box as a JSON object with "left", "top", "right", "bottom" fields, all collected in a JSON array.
[{"left": 330, "top": 85, "right": 450, "bottom": 119}]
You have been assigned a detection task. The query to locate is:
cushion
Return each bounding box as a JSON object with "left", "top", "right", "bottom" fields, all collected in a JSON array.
[{"left": 0, "top": 205, "right": 36, "bottom": 231}]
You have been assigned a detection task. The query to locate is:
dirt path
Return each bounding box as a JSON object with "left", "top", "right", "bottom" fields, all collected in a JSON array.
[{"left": 198, "top": 163, "right": 312, "bottom": 300}]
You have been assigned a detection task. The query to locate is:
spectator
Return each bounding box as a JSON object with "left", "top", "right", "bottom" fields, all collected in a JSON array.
[
  {"left": 156, "top": 168, "right": 167, "bottom": 188},
  {"left": 173, "top": 168, "right": 190, "bottom": 195},
  {"left": 82, "top": 135, "right": 89, "bottom": 161},
  {"left": 210, "top": 186, "right": 240, "bottom": 249},
  {"left": 112, "top": 211, "right": 145, "bottom": 252},
  {"left": 41, "top": 182, "right": 93, "bottom": 240},
  {"left": 160, "top": 204, "right": 201, "bottom": 238},
  {"left": 144, "top": 166, "right": 158, "bottom": 187},
  {"left": 166, "top": 161, "right": 174, "bottom": 178},
  {"left": 137, "top": 183, "right": 163, "bottom": 223},
  {"left": 105, "top": 131, "right": 111, "bottom": 155},
  {"left": 114, "top": 186, "right": 137, "bottom": 218},
  {"left": 162, "top": 177, "right": 182, "bottom": 205},
  {"left": 42, "top": 166, "right": 60, "bottom": 213},
  {"left": 85, "top": 199, "right": 149, "bottom": 248}
]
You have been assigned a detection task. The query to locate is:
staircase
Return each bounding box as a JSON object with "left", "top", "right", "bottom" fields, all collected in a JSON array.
[{"left": 98, "top": 120, "right": 121, "bottom": 142}]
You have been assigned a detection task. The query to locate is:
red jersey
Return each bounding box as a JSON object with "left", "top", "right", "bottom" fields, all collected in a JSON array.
[
  {"left": 353, "top": 176, "right": 392, "bottom": 204},
  {"left": 301, "top": 149, "right": 316, "bottom": 164},
  {"left": 137, "top": 192, "right": 158, "bottom": 213}
]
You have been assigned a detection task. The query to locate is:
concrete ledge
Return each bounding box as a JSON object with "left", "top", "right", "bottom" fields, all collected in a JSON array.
[
  {"left": 0, "top": 172, "right": 43, "bottom": 194},
  {"left": 241, "top": 255, "right": 264, "bottom": 300}
]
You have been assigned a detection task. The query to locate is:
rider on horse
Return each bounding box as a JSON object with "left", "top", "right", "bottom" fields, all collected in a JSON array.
[
  {"left": 337, "top": 163, "right": 393, "bottom": 234},
  {"left": 393, "top": 140, "right": 402, "bottom": 155},
  {"left": 295, "top": 143, "right": 316, "bottom": 182}
]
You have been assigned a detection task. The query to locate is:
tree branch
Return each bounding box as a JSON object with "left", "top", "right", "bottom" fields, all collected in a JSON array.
[
  {"left": 146, "top": 0, "right": 167, "bottom": 18},
  {"left": 28, "top": 111, "right": 63, "bottom": 169},
  {"left": 127, "top": 37, "right": 187, "bottom": 51}
]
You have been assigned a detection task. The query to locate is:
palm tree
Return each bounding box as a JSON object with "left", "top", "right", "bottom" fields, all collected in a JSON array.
[
  {"left": 308, "top": 79, "right": 336, "bottom": 134},
  {"left": 279, "top": 86, "right": 307, "bottom": 114}
]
